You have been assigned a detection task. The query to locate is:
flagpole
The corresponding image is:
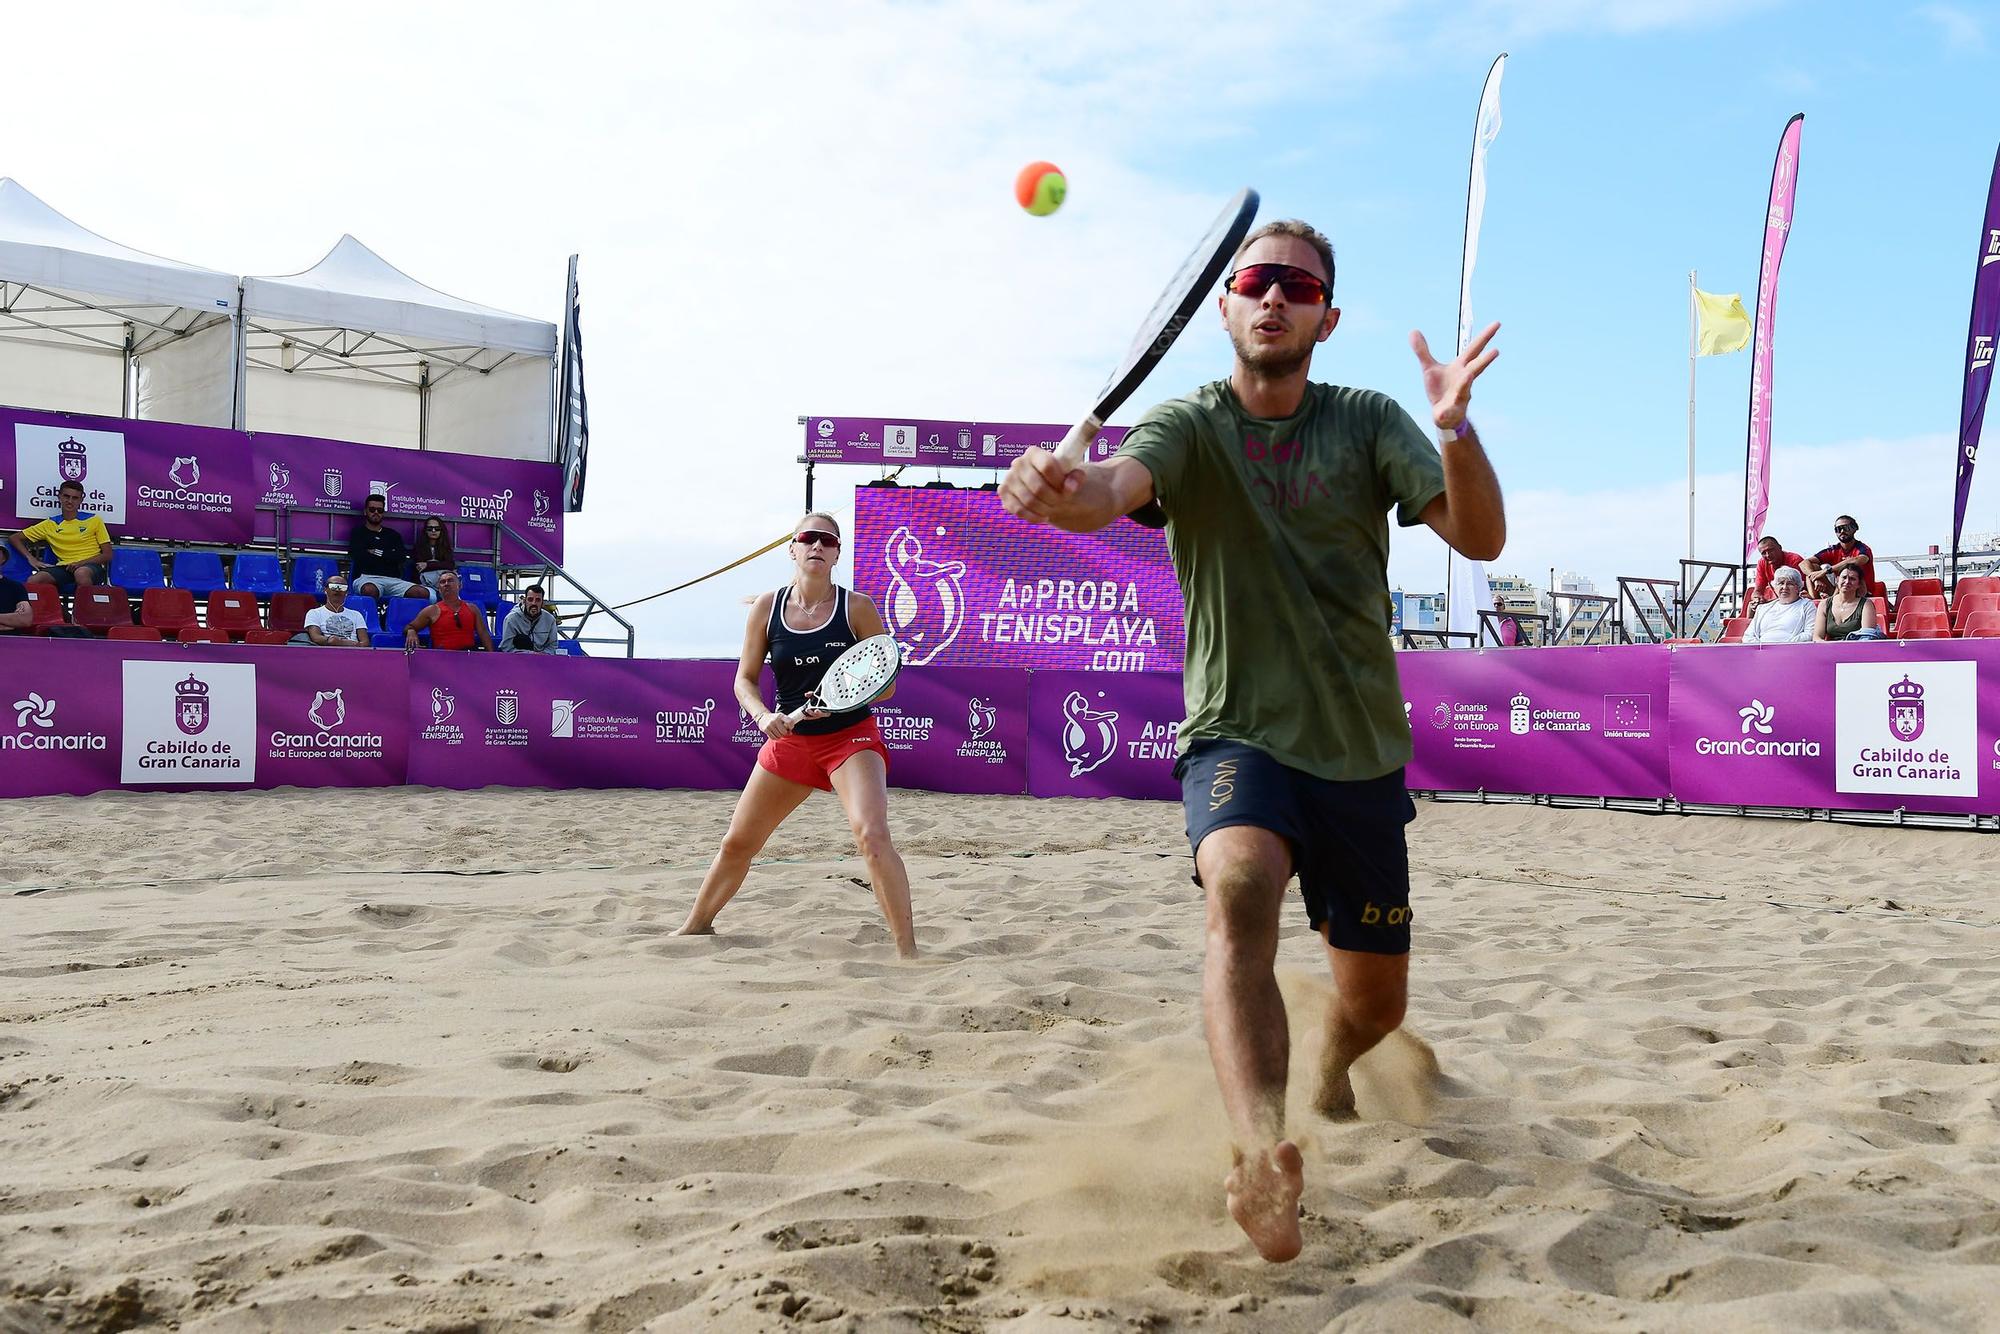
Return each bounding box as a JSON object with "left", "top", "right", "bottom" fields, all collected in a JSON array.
[{"left": 1687, "top": 269, "right": 1697, "bottom": 563}]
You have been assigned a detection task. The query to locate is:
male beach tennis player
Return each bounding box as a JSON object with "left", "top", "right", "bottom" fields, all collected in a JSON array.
[{"left": 999, "top": 220, "right": 1504, "bottom": 1261}]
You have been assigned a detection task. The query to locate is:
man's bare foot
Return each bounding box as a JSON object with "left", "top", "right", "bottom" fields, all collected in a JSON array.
[
  {"left": 1312, "top": 1063, "right": 1358, "bottom": 1121},
  {"left": 1224, "top": 1141, "right": 1304, "bottom": 1262}
]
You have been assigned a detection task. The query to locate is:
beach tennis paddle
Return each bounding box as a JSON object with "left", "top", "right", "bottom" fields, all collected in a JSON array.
[
  {"left": 1050, "top": 186, "right": 1259, "bottom": 526},
  {"left": 784, "top": 634, "right": 902, "bottom": 724}
]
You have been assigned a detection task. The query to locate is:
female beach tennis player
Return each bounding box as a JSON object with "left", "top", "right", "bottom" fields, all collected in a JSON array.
[{"left": 674, "top": 512, "right": 916, "bottom": 957}]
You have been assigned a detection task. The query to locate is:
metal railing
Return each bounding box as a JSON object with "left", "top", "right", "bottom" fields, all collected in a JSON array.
[
  {"left": 1546, "top": 591, "right": 1618, "bottom": 645},
  {"left": 1678, "top": 559, "right": 1742, "bottom": 641},
  {"left": 1616, "top": 576, "right": 1678, "bottom": 644},
  {"left": 496, "top": 520, "right": 634, "bottom": 658},
  {"left": 1478, "top": 609, "right": 1549, "bottom": 647},
  {"left": 257, "top": 504, "right": 501, "bottom": 570},
  {"left": 1398, "top": 629, "right": 1476, "bottom": 651}
]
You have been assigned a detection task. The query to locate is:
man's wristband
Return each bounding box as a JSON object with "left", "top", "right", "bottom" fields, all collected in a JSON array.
[{"left": 1438, "top": 419, "right": 1473, "bottom": 446}]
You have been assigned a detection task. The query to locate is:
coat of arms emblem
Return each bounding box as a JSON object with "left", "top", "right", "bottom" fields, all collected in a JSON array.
[
  {"left": 175, "top": 673, "right": 211, "bottom": 736},
  {"left": 1888, "top": 674, "right": 1925, "bottom": 743}
]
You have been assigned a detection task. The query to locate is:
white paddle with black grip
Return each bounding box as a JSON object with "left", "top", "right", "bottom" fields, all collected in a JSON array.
[
  {"left": 783, "top": 633, "right": 902, "bottom": 725},
  {"left": 1050, "top": 187, "right": 1259, "bottom": 526}
]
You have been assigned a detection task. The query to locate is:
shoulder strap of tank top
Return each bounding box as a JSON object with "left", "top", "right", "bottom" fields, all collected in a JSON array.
[{"left": 767, "top": 585, "right": 786, "bottom": 641}]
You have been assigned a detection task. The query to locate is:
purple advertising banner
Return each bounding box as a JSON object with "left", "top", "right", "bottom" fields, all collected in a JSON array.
[
  {"left": 405, "top": 652, "right": 712, "bottom": 791},
  {"left": 0, "top": 639, "right": 407, "bottom": 797},
  {"left": 803, "top": 415, "right": 1130, "bottom": 468},
  {"left": 5, "top": 405, "right": 258, "bottom": 544},
  {"left": 254, "top": 431, "right": 563, "bottom": 567},
  {"left": 1027, "top": 669, "right": 1184, "bottom": 800},
  {"left": 1668, "top": 641, "right": 2000, "bottom": 816},
  {"left": 873, "top": 667, "right": 1029, "bottom": 795},
  {"left": 0, "top": 403, "right": 565, "bottom": 565},
  {"left": 853, "top": 488, "right": 1183, "bottom": 674},
  {"left": 1401, "top": 646, "right": 1672, "bottom": 799}
]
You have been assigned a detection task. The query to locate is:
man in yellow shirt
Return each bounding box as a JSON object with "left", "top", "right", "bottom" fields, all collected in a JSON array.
[{"left": 12, "top": 480, "right": 114, "bottom": 591}]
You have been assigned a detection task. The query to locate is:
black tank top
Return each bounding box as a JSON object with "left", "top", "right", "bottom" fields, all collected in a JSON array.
[{"left": 768, "top": 585, "right": 867, "bottom": 736}]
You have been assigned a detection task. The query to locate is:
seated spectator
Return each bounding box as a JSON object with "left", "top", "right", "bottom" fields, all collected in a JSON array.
[
  {"left": 1748, "top": 534, "right": 1806, "bottom": 612},
  {"left": 0, "top": 571, "right": 32, "bottom": 633},
  {"left": 499, "top": 583, "right": 561, "bottom": 654},
  {"left": 11, "top": 480, "right": 112, "bottom": 592},
  {"left": 1743, "top": 566, "right": 1814, "bottom": 643},
  {"left": 1814, "top": 566, "right": 1883, "bottom": 641},
  {"left": 303, "top": 577, "right": 371, "bottom": 647},
  {"left": 412, "top": 515, "right": 456, "bottom": 591},
  {"left": 1490, "top": 590, "right": 1521, "bottom": 647},
  {"left": 405, "top": 570, "right": 492, "bottom": 652},
  {"left": 347, "top": 495, "right": 433, "bottom": 603},
  {"left": 1806, "top": 514, "right": 1874, "bottom": 598}
]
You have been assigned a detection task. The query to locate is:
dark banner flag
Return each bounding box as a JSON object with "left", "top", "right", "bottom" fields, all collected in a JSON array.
[
  {"left": 557, "top": 254, "right": 590, "bottom": 513},
  {"left": 1952, "top": 143, "right": 2000, "bottom": 568}
]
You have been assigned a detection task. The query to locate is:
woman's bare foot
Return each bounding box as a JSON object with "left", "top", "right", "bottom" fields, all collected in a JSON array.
[
  {"left": 672, "top": 922, "right": 714, "bottom": 936},
  {"left": 1224, "top": 1141, "right": 1304, "bottom": 1262}
]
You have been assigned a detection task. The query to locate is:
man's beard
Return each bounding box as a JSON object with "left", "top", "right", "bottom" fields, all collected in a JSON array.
[{"left": 1228, "top": 326, "right": 1314, "bottom": 379}]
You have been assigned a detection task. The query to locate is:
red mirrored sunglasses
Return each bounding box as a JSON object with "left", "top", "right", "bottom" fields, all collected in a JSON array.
[
  {"left": 795, "top": 530, "right": 841, "bottom": 548},
  {"left": 1223, "top": 262, "right": 1331, "bottom": 305}
]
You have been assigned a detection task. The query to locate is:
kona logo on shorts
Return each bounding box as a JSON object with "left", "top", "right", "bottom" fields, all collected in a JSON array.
[{"left": 1207, "top": 758, "right": 1238, "bottom": 812}]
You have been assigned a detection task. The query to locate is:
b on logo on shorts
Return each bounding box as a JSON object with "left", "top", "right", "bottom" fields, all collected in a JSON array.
[{"left": 1359, "top": 901, "right": 1412, "bottom": 927}]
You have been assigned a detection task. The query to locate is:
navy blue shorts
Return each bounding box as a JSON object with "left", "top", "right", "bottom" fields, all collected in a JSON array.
[{"left": 1174, "top": 738, "right": 1416, "bottom": 955}]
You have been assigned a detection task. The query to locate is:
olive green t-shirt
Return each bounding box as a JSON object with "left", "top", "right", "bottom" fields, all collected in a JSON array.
[{"left": 1116, "top": 380, "right": 1445, "bottom": 782}]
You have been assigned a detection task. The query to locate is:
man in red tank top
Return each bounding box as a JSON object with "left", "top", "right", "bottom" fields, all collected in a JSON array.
[{"left": 405, "top": 570, "right": 494, "bottom": 652}]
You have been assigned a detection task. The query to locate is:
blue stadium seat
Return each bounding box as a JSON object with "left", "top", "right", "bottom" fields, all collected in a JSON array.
[
  {"left": 458, "top": 564, "right": 500, "bottom": 611},
  {"left": 291, "top": 555, "right": 341, "bottom": 595},
  {"left": 171, "top": 551, "right": 227, "bottom": 597},
  {"left": 492, "top": 599, "right": 514, "bottom": 639},
  {"left": 231, "top": 552, "right": 285, "bottom": 596},
  {"left": 555, "top": 638, "right": 585, "bottom": 656},
  {"left": 108, "top": 549, "right": 167, "bottom": 593},
  {"left": 342, "top": 593, "right": 380, "bottom": 630},
  {"left": 383, "top": 595, "right": 430, "bottom": 643},
  {"left": 2, "top": 547, "right": 35, "bottom": 582}
]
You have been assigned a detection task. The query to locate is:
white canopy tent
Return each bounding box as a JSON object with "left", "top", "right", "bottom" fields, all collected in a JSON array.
[
  {"left": 239, "top": 236, "right": 557, "bottom": 459},
  {"left": 0, "top": 178, "right": 239, "bottom": 426}
]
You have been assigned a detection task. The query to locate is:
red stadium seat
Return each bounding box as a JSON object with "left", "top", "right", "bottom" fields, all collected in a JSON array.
[
  {"left": 71, "top": 586, "right": 132, "bottom": 634},
  {"left": 267, "top": 592, "right": 317, "bottom": 636},
  {"left": 140, "top": 587, "right": 201, "bottom": 640},
  {"left": 1952, "top": 596, "right": 2000, "bottom": 632},
  {"left": 1720, "top": 616, "right": 1750, "bottom": 643},
  {"left": 108, "top": 625, "right": 165, "bottom": 642},
  {"left": 1952, "top": 575, "right": 2000, "bottom": 602},
  {"left": 1897, "top": 593, "right": 1947, "bottom": 622},
  {"left": 177, "top": 627, "right": 233, "bottom": 645},
  {"left": 1895, "top": 577, "right": 1944, "bottom": 608},
  {"left": 242, "top": 628, "right": 294, "bottom": 645},
  {"left": 1868, "top": 580, "right": 1888, "bottom": 601},
  {"left": 1871, "top": 596, "right": 1889, "bottom": 629},
  {"left": 24, "top": 585, "right": 67, "bottom": 633},
  {"left": 1664, "top": 638, "right": 1703, "bottom": 645},
  {"left": 1956, "top": 610, "right": 2000, "bottom": 638},
  {"left": 204, "top": 590, "right": 262, "bottom": 640},
  {"left": 1896, "top": 612, "right": 1951, "bottom": 640}
]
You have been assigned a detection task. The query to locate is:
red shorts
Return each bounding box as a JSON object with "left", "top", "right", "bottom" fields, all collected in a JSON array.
[{"left": 757, "top": 716, "right": 889, "bottom": 792}]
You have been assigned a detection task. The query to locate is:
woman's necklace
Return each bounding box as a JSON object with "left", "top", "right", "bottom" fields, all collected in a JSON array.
[{"left": 790, "top": 582, "right": 833, "bottom": 619}]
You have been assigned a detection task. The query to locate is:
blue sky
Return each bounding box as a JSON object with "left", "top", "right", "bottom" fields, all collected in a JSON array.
[{"left": 4, "top": 1, "right": 1996, "bottom": 653}]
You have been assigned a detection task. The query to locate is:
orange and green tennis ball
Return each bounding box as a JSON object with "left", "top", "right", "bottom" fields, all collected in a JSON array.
[{"left": 1015, "top": 161, "right": 1066, "bottom": 216}]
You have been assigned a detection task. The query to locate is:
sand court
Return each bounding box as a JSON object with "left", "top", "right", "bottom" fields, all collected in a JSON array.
[{"left": 4, "top": 788, "right": 1999, "bottom": 1331}]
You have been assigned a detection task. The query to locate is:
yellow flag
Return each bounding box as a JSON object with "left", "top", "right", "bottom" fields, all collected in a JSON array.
[{"left": 1694, "top": 288, "right": 1751, "bottom": 356}]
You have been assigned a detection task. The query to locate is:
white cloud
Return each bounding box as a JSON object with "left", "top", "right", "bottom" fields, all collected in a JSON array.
[{"left": 1918, "top": 3, "right": 1986, "bottom": 51}]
